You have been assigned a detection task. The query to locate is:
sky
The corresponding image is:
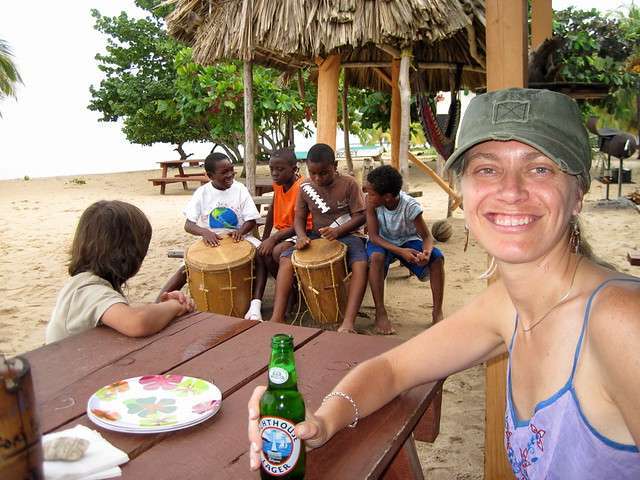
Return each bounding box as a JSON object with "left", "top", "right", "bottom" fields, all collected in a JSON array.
[{"left": 0, "top": 0, "right": 624, "bottom": 180}]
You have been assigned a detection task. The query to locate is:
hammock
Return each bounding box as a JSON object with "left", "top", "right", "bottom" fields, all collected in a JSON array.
[{"left": 415, "top": 65, "right": 463, "bottom": 160}]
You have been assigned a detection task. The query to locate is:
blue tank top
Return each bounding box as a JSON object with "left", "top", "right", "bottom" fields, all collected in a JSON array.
[{"left": 505, "top": 278, "right": 640, "bottom": 479}]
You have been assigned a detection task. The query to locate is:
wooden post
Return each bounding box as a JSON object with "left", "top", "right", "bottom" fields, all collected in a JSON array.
[
  {"left": 398, "top": 49, "right": 411, "bottom": 191},
  {"left": 531, "top": 0, "right": 553, "bottom": 50},
  {"left": 315, "top": 54, "right": 341, "bottom": 151},
  {"left": 390, "top": 58, "right": 401, "bottom": 170},
  {"left": 485, "top": 1, "right": 528, "bottom": 479},
  {"left": 341, "top": 73, "right": 354, "bottom": 175},
  {"left": 486, "top": 0, "right": 528, "bottom": 92},
  {"left": 243, "top": 60, "right": 256, "bottom": 196}
]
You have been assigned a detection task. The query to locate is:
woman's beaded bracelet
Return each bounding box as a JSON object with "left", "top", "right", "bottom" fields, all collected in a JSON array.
[{"left": 321, "top": 391, "right": 359, "bottom": 428}]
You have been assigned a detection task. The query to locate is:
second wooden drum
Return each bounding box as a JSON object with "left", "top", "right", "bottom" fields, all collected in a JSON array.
[{"left": 292, "top": 238, "right": 349, "bottom": 325}]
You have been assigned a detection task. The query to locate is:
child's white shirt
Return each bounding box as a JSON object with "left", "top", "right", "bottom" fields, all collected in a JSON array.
[{"left": 183, "top": 181, "right": 261, "bottom": 246}]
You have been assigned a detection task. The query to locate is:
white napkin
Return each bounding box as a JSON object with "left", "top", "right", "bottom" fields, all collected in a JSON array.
[{"left": 43, "top": 424, "right": 129, "bottom": 480}]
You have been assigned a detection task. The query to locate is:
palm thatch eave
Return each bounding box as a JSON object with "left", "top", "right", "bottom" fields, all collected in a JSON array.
[{"left": 166, "top": 0, "right": 487, "bottom": 92}]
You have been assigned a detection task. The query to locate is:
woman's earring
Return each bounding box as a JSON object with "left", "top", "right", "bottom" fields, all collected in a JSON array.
[
  {"left": 570, "top": 219, "right": 580, "bottom": 254},
  {"left": 464, "top": 224, "right": 470, "bottom": 252}
]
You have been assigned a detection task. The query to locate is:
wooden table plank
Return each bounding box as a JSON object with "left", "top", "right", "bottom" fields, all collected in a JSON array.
[
  {"left": 32, "top": 314, "right": 256, "bottom": 433},
  {"left": 168, "top": 321, "right": 322, "bottom": 398},
  {"left": 119, "top": 328, "right": 437, "bottom": 479},
  {"left": 26, "top": 312, "right": 205, "bottom": 401}
]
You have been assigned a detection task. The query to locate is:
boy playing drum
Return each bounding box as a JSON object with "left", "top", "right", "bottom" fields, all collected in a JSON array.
[
  {"left": 182, "top": 152, "right": 267, "bottom": 321},
  {"left": 270, "top": 144, "right": 367, "bottom": 333},
  {"left": 258, "top": 148, "right": 311, "bottom": 276}
]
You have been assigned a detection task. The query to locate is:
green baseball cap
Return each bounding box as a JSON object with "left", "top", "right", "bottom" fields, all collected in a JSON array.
[{"left": 444, "top": 88, "right": 591, "bottom": 191}]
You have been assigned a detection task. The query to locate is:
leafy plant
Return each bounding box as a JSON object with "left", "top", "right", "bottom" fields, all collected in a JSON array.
[
  {"left": 554, "top": 6, "right": 640, "bottom": 134},
  {"left": 0, "top": 38, "right": 23, "bottom": 117},
  {"left": 172, "top": 50, "right": 315, "bottom": 162},
  {"left": 88, "top": 0, "right": 208, "bottom": 157}
]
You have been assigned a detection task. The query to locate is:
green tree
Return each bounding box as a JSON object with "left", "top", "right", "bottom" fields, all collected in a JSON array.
[
  {"left": 0, "top": 38, "right": 23, "bottom": 118},
  {"left": 554, "top": 6, "right": 640, "bottom": 134},
  {"left": 172, "top": 49, "right": 315, "bottom": 162},
  {"left": 88, "top": 0, "right": 206, "bottom": 158},
  {"left": 89, "top": 0, "right": 317, "bottom": 162}
]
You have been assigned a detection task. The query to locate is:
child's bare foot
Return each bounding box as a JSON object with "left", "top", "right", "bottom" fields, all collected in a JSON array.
[
  {"left": 432, "top": 309, "right": 443, "bottom": 323},
  {"left": 337, "top": 322, "right": 357, "bottom": 334},
  {"left": 373, "top": 310, "right": 396, "bottom": 335}
]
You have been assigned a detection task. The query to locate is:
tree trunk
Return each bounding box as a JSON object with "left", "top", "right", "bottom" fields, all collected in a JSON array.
[
  {"left": 289, "top": 118, "right": 295, "bottom": 148},
  {"left": 243, "top": 61, "right": 256, "bottom": 195},
  {"left": 636, "top": 88, "right": 639, "bottom": 138},
  {"left": 341, "top": 74, "right": 354, "bottom": 175},
  {"left": 398, "top": 48, "right": 412, "bottom": 192},
  {"left": 174, "top": 143, "right": 192, "bottom": 160},
  {"left": 390, "top": 58, "right": 401, "bottom": 170}
]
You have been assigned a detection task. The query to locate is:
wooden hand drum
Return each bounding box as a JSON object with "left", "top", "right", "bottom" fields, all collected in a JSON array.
[
  {"left": 292, "top": 238, "right": 349, "bottom": 325},
  {"left": 185, "top": 237, "right": 255, "bottom": 317}
]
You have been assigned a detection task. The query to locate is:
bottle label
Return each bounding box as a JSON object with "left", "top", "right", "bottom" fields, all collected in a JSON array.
[
  {"left": 268, "top": 367, "right": 289, "bottom": 384},
  {"left": 259, "top": 416, "right": 301, "bottom": 476}
]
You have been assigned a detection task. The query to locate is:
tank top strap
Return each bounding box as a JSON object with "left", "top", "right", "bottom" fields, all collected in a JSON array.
[{"left": 568, "top": 277, "right": 640, "bottom": 386}]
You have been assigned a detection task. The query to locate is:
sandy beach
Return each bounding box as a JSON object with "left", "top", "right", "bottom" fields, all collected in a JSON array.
[{"left": 1, "top": 156, "right": 638, "bottom": 478}]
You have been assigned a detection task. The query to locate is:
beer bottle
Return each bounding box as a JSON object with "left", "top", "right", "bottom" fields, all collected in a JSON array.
[{"left": 259, "top": 334, "right": 305, "bottom": 479}]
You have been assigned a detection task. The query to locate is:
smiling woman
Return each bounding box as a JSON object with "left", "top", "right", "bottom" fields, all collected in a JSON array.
[
  {"left": 247, "top": 88, "right": 640, "bottom": 480},
  {"left": 460, "top": 141, "right": 582, "bottom": 266}
]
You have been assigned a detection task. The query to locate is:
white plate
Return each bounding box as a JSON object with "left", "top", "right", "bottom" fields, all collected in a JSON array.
[{"left": 87, "top": 375, "right": 221, "bottom": 434}]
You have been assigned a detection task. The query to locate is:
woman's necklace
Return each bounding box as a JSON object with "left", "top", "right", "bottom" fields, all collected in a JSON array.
[{"left": 521, "top": 256, "right": 584, "bottom": 333}]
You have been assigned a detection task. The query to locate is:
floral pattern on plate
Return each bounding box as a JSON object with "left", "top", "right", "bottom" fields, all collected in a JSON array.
[{"left": 87, "top": 375, "right": 221, "bottom": 433}]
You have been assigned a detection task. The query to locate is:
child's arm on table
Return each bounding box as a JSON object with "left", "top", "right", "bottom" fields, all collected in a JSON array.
[
  {"left": 413, "top": 213, "right": 434, "bottom": 265},
  {"left": 185, "top": 219, "right": 221, "bottom": 246},
  {"left": 366, "top": 204, "right": 420, "bottom": 264},
  {"left": 101, "top": 295, "right": 195, "bottom": 337},
  {"left": 155, "top": 268, "right": 187, "bottom": 302}
]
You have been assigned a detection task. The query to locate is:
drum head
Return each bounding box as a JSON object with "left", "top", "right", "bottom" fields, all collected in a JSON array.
[
  {"left": 292, "top": 238, "right": 346, "bottom": 266},
  {"left": 186, "top": 237, "right": 255, "bottom": 271}
]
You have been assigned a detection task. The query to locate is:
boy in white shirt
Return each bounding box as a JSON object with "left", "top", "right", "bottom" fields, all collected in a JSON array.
[{"left": 182, "top": 152, "right": 266, "bottom": 321}]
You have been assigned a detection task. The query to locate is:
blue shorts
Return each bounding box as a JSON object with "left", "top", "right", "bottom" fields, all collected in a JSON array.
[
  {"left": 366, "top": 239, "right": 443, "bottom": 280},
  {"left": 281, "top": 231, "right": 367, "bottom": 267}
]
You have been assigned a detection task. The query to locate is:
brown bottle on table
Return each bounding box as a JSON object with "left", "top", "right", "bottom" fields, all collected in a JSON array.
[{"left": 0, "top": 355, "right": 44, "bottom": 480}]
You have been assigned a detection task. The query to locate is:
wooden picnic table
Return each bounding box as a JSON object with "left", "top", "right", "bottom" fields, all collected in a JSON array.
[
  {"left": 149, "top": 159, "right": 207, "bottom": 194},
  {"left": 158, "top": 159, "right": 204, "bottom": 176},
  {"left": 25, "top": 313, "right": 443, "bottom": 479}
]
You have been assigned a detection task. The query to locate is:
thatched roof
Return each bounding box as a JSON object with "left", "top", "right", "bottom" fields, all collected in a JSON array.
[{"left": 167, "top": 0, "right": 486, "bottom": 93}]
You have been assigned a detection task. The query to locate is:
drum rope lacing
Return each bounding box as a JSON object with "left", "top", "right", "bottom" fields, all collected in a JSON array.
[
  {"left": 186, "top": 241, "right": 255, "bottom": 316},
  {"left": 295, "top": 255, "right": 347, "bottom": 325}
]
